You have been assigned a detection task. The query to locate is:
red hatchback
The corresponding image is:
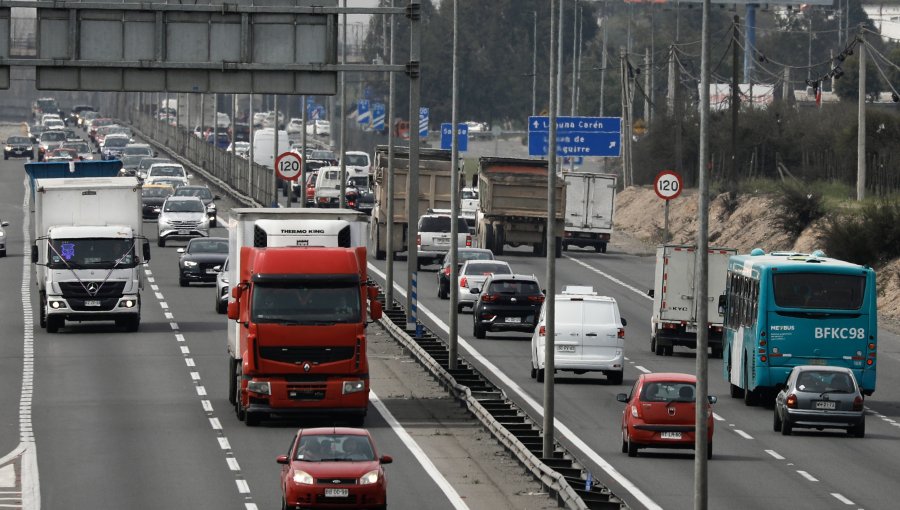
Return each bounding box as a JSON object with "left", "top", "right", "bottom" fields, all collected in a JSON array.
[
  {"left": 616, "top": 372, "right": 716, "bottom": 459},
  {"left": 277, "top": 427, "right": 392, "bottom": 510}
]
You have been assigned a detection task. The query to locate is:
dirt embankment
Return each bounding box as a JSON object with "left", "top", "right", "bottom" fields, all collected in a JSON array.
[{"left": 613, "top": 186, "right": 900, "bottom": 323}]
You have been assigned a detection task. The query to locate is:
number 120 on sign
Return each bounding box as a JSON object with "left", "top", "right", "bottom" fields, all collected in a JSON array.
[{"left": 654, "top": 170, "right": 683, "bottom": 200}]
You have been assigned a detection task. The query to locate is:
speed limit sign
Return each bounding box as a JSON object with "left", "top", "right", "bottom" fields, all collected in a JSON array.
[
  {"left": 654, "top": 170, "right": 683, "bottom": 200},
  {"left": 275, "top": 151, "right": 302, "bottom": 181}
]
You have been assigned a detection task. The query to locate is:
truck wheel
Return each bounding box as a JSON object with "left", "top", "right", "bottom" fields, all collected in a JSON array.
[
  {"left": 482, "top": 224, "right": 493, "bottom": 253},
  {"left": 711, "top": 346, "right": 723, "bottom": 359},
  {"left": 39, "top": 292, "right": 47, "bottom": 328},
  {"left": 653, "top": 337, "right": 666, "bottom": 356},
  {"left": 228, "top": 358, "right": 238, "bottom": 405},
  {"left": 0, "top": 249, "right": 5, "bottom": 257},
  {"left": 532, "top": 241, "right": 543, "bottom": 256},
  {"left": 46, "top": 316, "right": 63, "bottom": 333},
  {"left": 374, "top": 224, "right": 386, "bottom": 260},
  {"left": 743, "top": 358, "right": 758, "bottom": 406},
  {"left": 600, "top": 243, "right": 608, "bottom": 253},
  {"left": 536, "top": 368, "right": 544, "bottom": 383},
  {"left": 494, "top": 227, "right": 504, "bottom": 256},
  {"left": 730, "top": 383, "right": 744, "bottom": 398}
]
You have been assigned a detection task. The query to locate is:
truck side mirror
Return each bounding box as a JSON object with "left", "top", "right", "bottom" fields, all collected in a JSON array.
[
  {"left": 648, "top": 289, "right": 655, "bottom": 298},
  {"left": 143, "top": 240, "right": 151, "bottom": 262},
  {"left": 227, "top": 301, "right": 239, "bottom": 320},
  {"left": 367, "top": 286, "right": 378, "bottom": 300},
  {"left": 231, "top": 286, "right": 243, "bottom": 299},
  {"left": 31, "top": 244, "right": 38, "bottom": 264},
  {"left": 718, "top": 295, "right": 727, "bottom": 316},
  {"left": 621, "top": 317, "right": 627, "bottom": 327},
  {"left": 370, "top": 300, "right": 383, "bottom": 321}
]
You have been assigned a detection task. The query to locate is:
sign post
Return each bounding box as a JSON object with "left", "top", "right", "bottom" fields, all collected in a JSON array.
[
  {"left": 654, "top": 170, "right": 683, "bottom": 243},
  {"left": 275, "top": 151, "right": 303, "bottom": 182}
]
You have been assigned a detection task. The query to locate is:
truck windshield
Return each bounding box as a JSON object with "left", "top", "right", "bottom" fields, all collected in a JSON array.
[
  {"left": 48, "top": 238, "right": 135, "bottom": 269},
  {"left": 251, "top": 283, "right": 361, "bottom": 324}
]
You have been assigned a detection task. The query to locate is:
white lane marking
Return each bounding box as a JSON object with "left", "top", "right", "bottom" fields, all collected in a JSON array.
[
  {"left": 169, "top": 322, "right": 179, "bottom": 330},
  {"left": 185, "top": 358, "right": 196, "bottom": 367},
  {"left": 209, "top": 418, "right": 222, "bottom": 431},
  {"left": 150, "top": 284, "right": 159, "bottom": 291},
  {"left": 712, "top": 413, "right": 725, "bottom": 422},
  {"left": 218, "top": 438, "right": 231, "bottom": 450},
  {"left": 0, "top": 465, "right": 15, "bottom": 488},
  {"left": 765, "top": 450, "right": 785, "bottom": 460},
  {"left": 144, "top": 269, "right": 153, "bottom": 276},
  {"left": 245, "top": 505, "right": 258, "bottom": 510},
  {"left": 831, "top": 493, "right": 855, "bottom": 505},
  {"left": 160, "top": 301, "right": 169, "bottom": 309},
  {"left": 201, "top": 400, "right": 213, "bottom": 412},
  {"left": 175, "top": 334, "right": 185, "bottom": 342},
  {"left": 164, "top": 312, "right": 174, "bottom": 320},
  {"left": 235, "top": 480, "right": 250, "bottom": 494},
  {"left": 797, "top": 471, "right": 818, "bottom": 482},
  {"left": 190, "top": 372, "right": 201, "bottom": 381},
  {"left": 180, "top": 346, "right": 190, "bottom": 355},
  {"left": 18, "top": 179, "right": 40, "bottom": 509},
  {"left": 155, "top": 292, "right": 164, "bottom": 300},
  {"left": 734, "top": 430, "right": 753, "bottom": 440},
  {"left": 564, "top": 255, "right": 653, "bottom": 300},
  {"left": 370, "top": 391, "right": 469, "bottom": 510},
  {"left": 634, "top": 365, "right": 651, "bottom": 374},
  {"left": 226, "top": 458, "right": 240, "bottom": 471},
  {"left": 368, "top": 263, "right": 662, "bottom": 510},
  {"left": 147, "top": 277, "right": 155, "bottom": 283},
  {"left": 196, "top": 386, "right": 207, "bottom": 396}
]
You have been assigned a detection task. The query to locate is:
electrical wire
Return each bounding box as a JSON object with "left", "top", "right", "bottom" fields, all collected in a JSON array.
[
  {"left": 864, "top": 40, "right": 900, "bottom": 100},
  {"left": 737, "top": 22, "right": 843, "bottom": 37}
]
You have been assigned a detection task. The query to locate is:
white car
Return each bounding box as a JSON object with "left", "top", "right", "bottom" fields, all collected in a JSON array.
[
  {"left": 0, "top": 219, "right": 8, "bottom": 256},
  {"left": 457, "top": 259, "right": 512, "bottom": 312},
  {"left": 227, "top": 141, "right": 250, "bottom": 159},
  {"left": 416, "top": 212, "right": 473, "bottom": 269},
  {"left": 313, "top": 166, "right": 343, "bottom": 207},
  {"left": 306, "top": 119, "right": 331, "bottom": 136},
  {"left": 530, "top": 286, "right": 627, "bottom": 384},
  {"left": 460, "top": 187, "right": 479, "bottom": 231},
  {"left": 342, "top": 150, "right": 371, "bottom": 175},
  {"left": 286, "top": 118, "right": 305, "bottom": 134},
  {"left": 146, "top": 163, "right": 192, "bottom": 188}
]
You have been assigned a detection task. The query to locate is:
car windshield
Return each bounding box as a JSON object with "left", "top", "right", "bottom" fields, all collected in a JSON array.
[
  {"left": 187, "top": 239, "right": 228, "bottom": 254},
  {"left": 139, "top": 159, "right": 168, "bottom": 170},
  {"left": 64, "top": 143, "right": 89, "bottom": 153},
  {"left": 142, "top": 187, "right": 173, "bottom": 198},
  {"left": 348, "top": 177, "right": 369, "bottom": 188},
  {"left": 345, "top": 154, "right": 368, "bottom": 166},
  {"left": 773, "top": 273, "right": 865, "bottom": 310},
  {"left": 37, "top": 99, "right": 58, "bottom": 110},
  {"left": 175, "top": 187, "right": 213, "bottom": 200},
  {"left": 641, "top": 382, "right": 696, "bottom": 403},
  {"left": 7, "top": 136, "right": 29, "bottom": 144},
  {"left": 48, "top": 238, "right": 135, "bottom": 269},
  {"left": 151, "top": 166, "right": 185, "bottom": 177},
  {"left": 295, "top": 434, "right": 375, "bottom": 462},
  {"left": 124, "top": 146, "right": 152, "bottom": 156},
  {"left": 105, "top": 138, "right": 129, "bottom": 148},
  {"left": 487, "top": 280, "right": 540, "bottom": 295},
  {"left": 164, "top": 200, "right": 203, "bottom": 212},
  {"left": 251, "top": 283, "right": 360, "bottom": 324},
  {"left": 419, "top": 216, "right": 468, "bottom": 233},
  {"left": 122, "top": 155, "right": 144, "bottom": 167},
  {"left": 109, "top": 127, "right": 131, "bottom": 136},
  {"left": 41, "top": 132, "right": 66, "bottom": 142},
  {"left": 795, "top": 370, "right": 856, "bottom": 393},
  {"left": 464, "top": 262, "right": 511, "bottom": 275},
  {"left": 310, "top": 150, "right": 335, "bottom": 160}
]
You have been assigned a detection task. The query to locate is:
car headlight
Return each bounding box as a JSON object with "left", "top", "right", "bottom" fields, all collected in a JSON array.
[
  {"left": 182, "top": 260, "right": 198, "bottom": 268},
  {"left": 359, "top": 470, "right": 380, "bottom": 485},
  {"left": 222, "top": 277, "right": 229, "bottom": 284},
  {"left": 292, "top": 470, "right": 313, "bottom": 485},
  {"left": 4, "top": 146, "right": 11, "bottom": 151},
  {"left": 342, "top": 380, "right": 366, "bottom": 395},
  {"left": 0, "top": 231, "right": 5, "bottom": 237},
  {"left": 247, "top": 380, "right": 271, "bottom": 395}
]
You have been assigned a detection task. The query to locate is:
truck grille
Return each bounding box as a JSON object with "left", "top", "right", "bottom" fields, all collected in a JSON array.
[
  {"left": 259, "top": 346, "right": 354, "bottom": 365},
  {"left": 58, "top": 281, "right": 126, "bottom": 298}
]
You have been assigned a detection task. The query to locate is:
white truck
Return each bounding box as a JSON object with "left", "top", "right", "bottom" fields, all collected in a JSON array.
[
  {"left": 649, "top": 244, "right": 737, "bottom": 358},
  {"left": 562, "top": 171, "right": 617, "bottom": 253},
  {"left": 32, "top": 177, "right": 151, "bottom": 333}
]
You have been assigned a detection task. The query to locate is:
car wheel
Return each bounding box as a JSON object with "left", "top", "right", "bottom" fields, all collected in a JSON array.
[
  {"left": 664, "top": 346, "right": 674, "bottom": 356},
  {"left": 179, "top": 277, "right": 188, "bottom": 287},
  {"left": 210, "top": 219, "right": 217, "bottom": 228},
  {"left": 773, "top": 407, "right": 783, "bottom": 432},
  {"left": 157, "top": 236, "right": 165, "bottom": 247},
  {"left": 438, "top": 283, "right": 448, "bottom": 300},
  {"left": 850, "top": 418, "right": 865, "bottom": 438},
  {"left": 781, "top": 416, "right": 792, "bottom": 436},
  {"left": 281, "top": 496, "right": 288, "bottom": 510},
  {"left": 473, "top": 323, "right": 486, "bottom": 339},
  {"left": 627, "top": 433, "right": 638, "bottom": 457},
  {"left": 621, "top": 430, "right": 628, "bottom": 453},
  {"left": 46, "top": 316, "right": 63, "bottom": 334},
  {"left": 607, "top": 370, "right": 624, "bottom": 385},
  {"left": 216, "top": 297, "right": 227, "bottom": 314},
  {"left": 536, "top": 368, "right": 545, "bottom": 383},
  {"left": 530, "top": 365, "right": 537, "bottom": 379}
]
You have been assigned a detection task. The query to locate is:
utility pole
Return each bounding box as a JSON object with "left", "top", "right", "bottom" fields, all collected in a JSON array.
[
  {"left": 542, "top": 0, "right": 561, "bottom": 462},
  {"left": 576, "top": 3, "right": 583, "bottom": 113},
  {"left": 339, "top": 0, "right": 348, "bottom": 209},
  {"left": 694, "top": 0, "right": 712, "bottom": 508},
  {"left": 214, "top": 92, "right": 219, "bottom": 160},
  {"left": 274, "top": 95, "right": 280, "bottom": 207},
  {"left": 571, "top": 0, "right": 579, "bottom": 117},
  {"left": 406, "top": 0, "right": 422, "bottom": 332},
  {"left": 857, "top": 31, "right": 866, "bottom": 201},
  {"left": 667, "top": 45, "right": 676, "bottom": 116},
  {"left": 248, "top": 94, "right": 254, "bottom": 195},
  {"left": 532, "top": 11, "right": 537, "bottom": 116},
  {"left": 643, "top": 47, "right": 651, "bottom": 126},
  {"left": 300, "top": 94, "right": 308, "bottom": 209},
  {"left": 449, "top": 0, "right": 460, "bottom": 370},
  {"left": 599, "top": 15, "right": 607, "bottom": 116},
  {"left": 731, "top": 16, "right": 740, "bottom": 184},
  {"left": 385, "top": 0, "right": 397, "bottom": 311}
]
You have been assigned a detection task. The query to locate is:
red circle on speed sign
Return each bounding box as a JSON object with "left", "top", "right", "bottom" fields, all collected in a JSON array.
[
  {"left": 275, "top": 151, "right": 303, "bottom": 181},
  {"left": 654, "top": 170, "right": 683, "bottom": 201}
]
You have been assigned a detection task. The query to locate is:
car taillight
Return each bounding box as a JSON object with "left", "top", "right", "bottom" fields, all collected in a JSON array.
[
  {"left": 528, "top": 295, "right": 545, "bottom": 303},
  {"left": 852, "top": 396, "right": 864, "bottom": 411},
  {"left": 617, "top": 328, "right": 625, "bottom": 339},
  {"left": 465, "top": 235, "right": 472, "bottom": 247},
  {"left": 481, "top": 294, "right": 498, "bottom": 303},
  {"left": 459, "top": 276, "right": 468, "bottom": 288},
  {"left": 786, "top": 394, "right": 797, "bottom": 409},
  {"left": 417, "top": 234, "right": 421, "bottom": 246},
  {"left": 539, "top": 325, "right": 546, "bottom": 337}
]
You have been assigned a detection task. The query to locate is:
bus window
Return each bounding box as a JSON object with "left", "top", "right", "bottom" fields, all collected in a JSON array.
[{"left": 773, "top": 273, "right": 865, "bottom": 310}]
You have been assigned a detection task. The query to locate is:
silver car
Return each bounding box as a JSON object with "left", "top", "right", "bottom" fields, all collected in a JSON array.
[
  {"left": 215, "top": 257, "right": 229, "bottom": 314},
  {"left": 774, "top": 365, "right": 865, "bottom": 437},
  {"left": 157, "top": 196, "right": 209, "bottom": 247},
  {"left": 456, "top": 260, "right": 512, "bottom": 312}
]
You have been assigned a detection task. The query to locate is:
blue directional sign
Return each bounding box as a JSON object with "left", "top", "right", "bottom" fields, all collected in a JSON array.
[
  {"left": 372, "top": 103, "right": 386, "bottom": 132},
  {"left": 357, "top": 99, "right": 371, "bottom": 127},
  {"left": 440, "top": 123, "right": 468, "bottom": 152},
  {"left": 527, "top": 116, "right": 622, "bottom": 157},
  {"left": 419, "top": 107, "right": 429, "bottom": 138}
]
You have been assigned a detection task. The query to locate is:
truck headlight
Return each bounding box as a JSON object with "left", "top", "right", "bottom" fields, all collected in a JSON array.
[
  {"left": 359, "top": 470, "right": 380, "bottom": 485},
  {"left": 292, "top": 470, "right": 313, "bottom": 485},
  {"left": 49, "top": 300, "right": 67, "bottom": 309},
  {"left": 247, "top": 380, "right": 271, "bottom": 395},
  {"left": 118, "top": 299, "right": 136, "bottom": 308},
  {"left": 182, "top": 260, "right": 198, "bottom": 268},
  {"left": 342, "top": 380, "right": 366, "bottom": 395}
]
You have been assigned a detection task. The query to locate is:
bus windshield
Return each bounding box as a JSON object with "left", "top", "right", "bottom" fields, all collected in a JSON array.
[{"left": 772, "top": 273, "right": 865, "bottom": 310}]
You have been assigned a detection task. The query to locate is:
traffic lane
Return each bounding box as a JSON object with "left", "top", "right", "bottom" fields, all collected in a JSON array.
[
  {"left": 147, "top": 226, "right": 462, "bottom": 510},
  {"left": 371, "top": 255, "right": 867, "bottom": 510},
  {"left": 0, "top": 151, "right": 28, "bottom": 459}
]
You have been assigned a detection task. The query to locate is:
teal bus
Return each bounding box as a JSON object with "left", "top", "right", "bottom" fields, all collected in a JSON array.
[{"left": 722, "top": 249, "right": 877, "bottom": 405}]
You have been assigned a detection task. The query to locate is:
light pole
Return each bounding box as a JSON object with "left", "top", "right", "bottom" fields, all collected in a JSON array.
[{"left": 448, "top": 0, "right": 460, "bottom": 370}]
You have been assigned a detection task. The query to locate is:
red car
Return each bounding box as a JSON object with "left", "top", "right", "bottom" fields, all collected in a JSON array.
[
  {"left": 277, "top": 427, "right": 392, "bottom": 510},
  {"left": 616, "top": 372, "right": 716, "bottom": 459}
]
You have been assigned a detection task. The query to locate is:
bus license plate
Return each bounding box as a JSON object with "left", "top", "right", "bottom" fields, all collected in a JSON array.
[
  {"left": 85, "top": 300, "right": 101, "bottom": 307},
  {"left": 660, "top": 432, "right": 682, "bottom": 440},
  {"left": 815, "top": 401, "right": 836, "bottom": 410},
  {"left": 325, "top": 488, "right": 349, "bottom": 498},
  {"left": 557, "top": 345, "right": 575, "bottom": 352}
]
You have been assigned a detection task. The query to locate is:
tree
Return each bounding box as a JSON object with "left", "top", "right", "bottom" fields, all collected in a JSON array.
[{"left": 833, "top": 53, "right": 882, "bottom": 101}]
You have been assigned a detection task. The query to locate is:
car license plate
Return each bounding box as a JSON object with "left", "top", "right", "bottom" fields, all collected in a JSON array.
[
  {"left": 557, "top": 345, "right": 575, "bottom": 352},
  {"left": 324, "top": 488, "right": 349, "bottom": 498},
  {"left": 660, "top": 432, "right": 682, "bottom": 440},
  {"left": 177, "top": 229, "right": 190, "bottom": 235},
  {"left": 808, "top": 358, "right": 826, "bottom": 365},
  {"left": 85, "top": 300, "right": 101, "bottom": 307},
  {"left": 435, "top": 237, "right": 450, "bottom": 244},
  {"left": 815, "top": 400, "right": 836, "bottom": 410},
  {"left": 504, "top": 317, "right": 522, "bottom": 323}
]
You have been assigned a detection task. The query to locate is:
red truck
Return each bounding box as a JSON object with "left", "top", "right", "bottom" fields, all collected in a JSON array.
[{"left": 227, "top": 242, "right": 382, "bottom": 426}]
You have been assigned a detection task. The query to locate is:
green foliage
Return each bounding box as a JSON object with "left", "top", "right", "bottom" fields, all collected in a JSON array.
[
  {"left": 771, "top": 183, "right": 826, "bottom": 238},
  {"left": 820, "top": 202, "right": 900, "bottom": 267},
  {"left": 833, "top": 54, "right": 883, "bottom": 101}
]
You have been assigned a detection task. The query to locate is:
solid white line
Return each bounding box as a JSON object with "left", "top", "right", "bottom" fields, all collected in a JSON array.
[
  {"left": 765, "top": 450, "right": 785, "bottom": 460},
  {"left": 370, "top": 391, "right": 469, "bottom": 510},
  {"left": 734, "top": 430, "right": 754, "bottom": 440},
  {"left": 563, "top": 255, "right": 653, "bottom": 300},
  {"left": 634, "top": 365, "right": 651, "bottom": 374},
  {"left": 830, "top": 493, "right": 855, "bottom": 505},
  {"left": 19, "top": 179, "right": 40, "bottom": 510},
  {"left": 797, "top": 471, "right": 818, "bottom": 482},
  {"left": 368, "top": 263, "right": 663, "bottom": 510}
]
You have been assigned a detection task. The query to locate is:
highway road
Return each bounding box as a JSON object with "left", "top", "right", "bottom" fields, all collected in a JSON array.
[{"left": 368, "top": 244, "right": 900, "bottom": 510}]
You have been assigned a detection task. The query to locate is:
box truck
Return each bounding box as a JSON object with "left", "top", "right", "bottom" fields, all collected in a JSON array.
[{"left": 562, "top": 171, "right": 617, "bottom": 253}]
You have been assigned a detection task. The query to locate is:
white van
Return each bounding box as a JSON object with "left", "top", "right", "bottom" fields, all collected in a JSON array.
[
  {"left": 530, "top": 286, "right": 627, "bottom": 384},
  {"left": 252, "top": 128, "right": 289, "bottom": 169},
  {"left": 313, "top": 166, "right": 343, "bottom": 207}
]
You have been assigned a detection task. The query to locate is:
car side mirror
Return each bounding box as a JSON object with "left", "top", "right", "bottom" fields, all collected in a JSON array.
[
  {"left": 187, "top": 174, "right": 194, "bottom": 179},
  {"left": 214, "top": 195, "right": 221, "bottom": 200},
  {"left": 616, "top": 393, "right": 629, "bottom": 403},
  {"left": 648, "top": 289, "right": 655, "bottom": 298},
  {"left": 707, "top": 395, "right": 718, "bottom": 404},
  {"left": 0, "top": 221, "right": 8, "bottom": 227},
  {"left": 380, "top": 455, "right": 393, "bottom": 465},
  {"left": 227, "top": 301, "right": 239, "bottom": 320},
  {"left": 276, "top": 455, "right": 289, "bottom": 465},
  {"left": 370, "top": 300, "right": 383, "bottom": 321},
  {"left": 471, "top": 288, "right": 481, "bottom": 294},
  {"left": 718, "top": 295, "right": 727, "bottom": 316},
  {"left": 143, "top": 241, "right": 152, "bottom": 262},
  {"left": 213, "top": 265, "right": 221, "bottom": 272},
  {"left": 31, "top": 244, "right": 38, "bottom": 264},
  {"left": 176, "top": 247, "right": 185, "bottom": 254},
  {"left": 621, "top": 318, "right": 627, "bottom": 327}
]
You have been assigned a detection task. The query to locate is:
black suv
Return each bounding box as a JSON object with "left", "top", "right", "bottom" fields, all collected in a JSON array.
[{"left": 472, "top": 274, "right": 544, "bottom": 339}]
